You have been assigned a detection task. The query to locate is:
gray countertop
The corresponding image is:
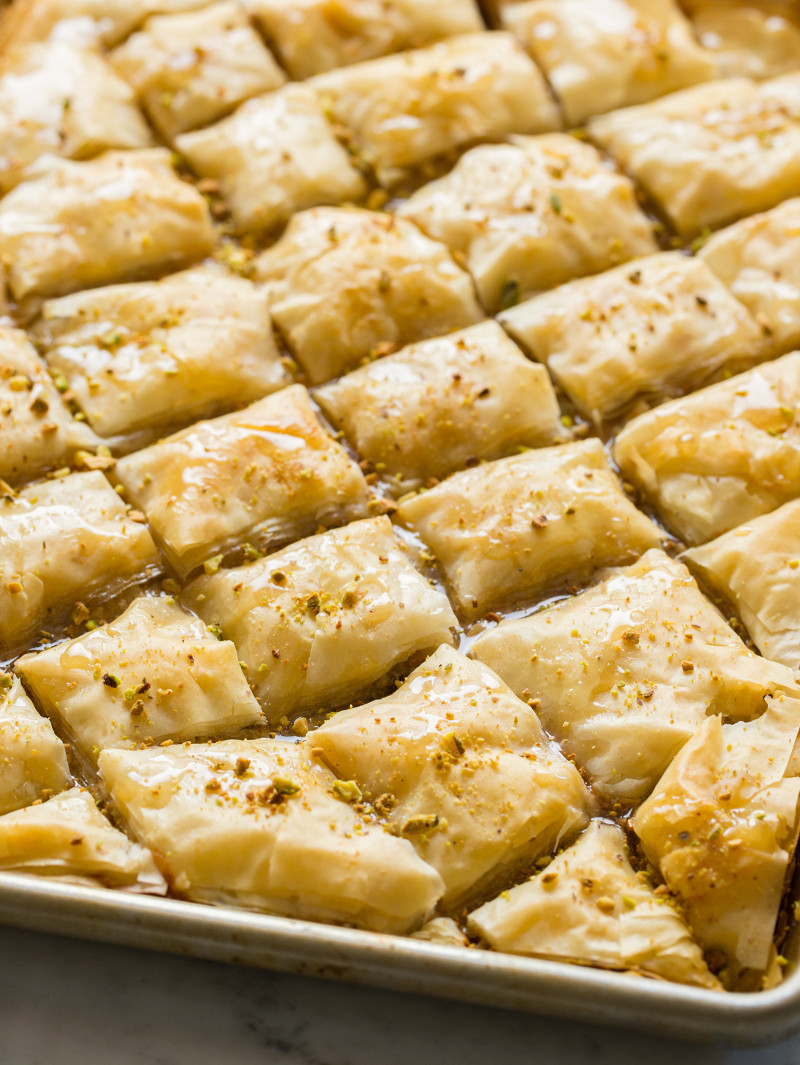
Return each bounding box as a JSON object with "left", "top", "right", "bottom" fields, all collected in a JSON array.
[{"left": 0, "top": 925, "right": 798, "bottom": 1065}]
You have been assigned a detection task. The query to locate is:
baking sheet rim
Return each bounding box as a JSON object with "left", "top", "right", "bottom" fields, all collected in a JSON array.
[{"left": 0, "top": 873, "right": 797, "bottom": 1046}]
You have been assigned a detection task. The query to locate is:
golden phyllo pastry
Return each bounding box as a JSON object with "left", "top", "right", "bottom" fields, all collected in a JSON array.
[
  {"left": 16, "top": 596, "right": 265, "bottom": 764},
  {"left": 183, "top": 516, "right": 457, "bottom": 724},
  {"left": 313, "top": 646, "right": 591, "bottom": 909},
  {"left": 682, "top": 0, "right": 800, "bottom": 81},
  {"left": 99, "top": 737, "right": 445, "bottom": 931},
  {"left": 0, "top": 674, "right": 70, "bottom": 815},
  {"left": 468, "top": 820, "right": 721, "bottom": 989}
]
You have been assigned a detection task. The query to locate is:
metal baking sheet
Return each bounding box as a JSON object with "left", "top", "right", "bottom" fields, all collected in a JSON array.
[{"left": 0, "top": 873, "right": 798, "bottom": 1047}]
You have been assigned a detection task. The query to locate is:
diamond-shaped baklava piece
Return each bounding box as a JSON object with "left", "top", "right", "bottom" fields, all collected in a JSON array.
[
  {"left": 310, "top": 33, "right": 561, "bottom": 187},
  {"left": 683, "top": 0, "right": 800, "bottom": 81},
  {"left": 314, "top": 321, "right": 565, "bottom": 493},
  {"left": 0, "top": 149, "right": 216, "bottom": 303},
  {"left": 503, "top": 0, "right": 714, "bottom": 126},
  {"left": 590, "top": 75, "right": 800, "bottom": 238},
  {"left": 183, "top": 516, "right": 457, "bottom": 723},
  {"left": 255, "top": 207, "right": 482, "bottom": 384},
  {"left": 0, "top": 785, "right": 165, "bottom": 891},
  {"left": 99, "top": 737, "right": 444, "bottom": 931},
  {"left": 472, "top": 549, "right": 795, "bottom": 805},
  {"left": 396, "top": 439, "right": 663, "bottom": 618},
  {"left": 111, "top": 1, "right": 285, "bottom": 140},
  {"left": 0, "top": 471, "right": 160, "bottom": 653},
  {"left": 247, "top": 0, "right": 484, "bottom": 79},
  {"left": 17, "top": 596, "right": 265, "bottom": 765},
  {"left": 0, "top": 41, "right": 152, "bottom": 193},
  {"left": 36, "top": 267, "right": 287, "bottom": 441},
  {"left": 700, "top": 198, "right": 800, "bottom": 356},
  {"left": 398, "top": 134, "right": 657, "bottom": 314},
  {"left": 0, "top": 675, "right": 70, "bottom": 815},
  {"left": 500, "top": 252, "right": 768, "bottom": 423},
  {"left": 635, "top": 693, "right": 800, "bottom": 983},
  {"left": 313, "top": 646, "right": 590, "bottom": 909},
  {"left": 0, "top": 326, "right": 100, "bottom": 485},
  {"left": 115, "top": 385, "right": 371, "bottom": 578},
  {"left": 684, "top": 500, "right": 800, "bottom": 670},
  {"left": 176, "top": 85, "right": 367, "bottom": 236},
  {"left": 614, "top": 352, "right": 800, "bottom": 545},
  {"left": 468, "top": 821, "right": 721, "bottom": 989}
]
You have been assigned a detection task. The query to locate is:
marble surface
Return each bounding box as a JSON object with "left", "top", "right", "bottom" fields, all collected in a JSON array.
[{"left": 0, "top": 925, "right": 798, "bottom": 1064}]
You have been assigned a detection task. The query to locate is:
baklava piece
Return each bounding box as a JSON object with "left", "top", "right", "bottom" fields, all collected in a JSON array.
[
  {"left": 468, "top": 821, "right": 721, "bottom": 989},
  {"left": 0, "top": 326, "right": 101, "bottom": 485},
  {"left": 36, "top": 267, "right": 287, "bottom": 441},
  {"left": 0, "top": 471, "right": 160, "bottom": 653},
  {"left": 309, "top": 33, "right": 561, "bottom": 187},
  {"left": 314, "top": 321, "right": 565, "bottom": 493},
  {"left": 247, "top": 0, "right": 484, "bottom": 79},
  {"left": 176, "top": 85, "right": 367, "bottom": 236},
  {"left": 398, "top": 134, "right": 657, "bottom": 314},
  {"left": 635, "top": 693, "right": 800, "bottom": 984},
  {"left": 0, "top": 785, "right": 165, "bottom": 892},
  {"left": 99, "top": 737, "right": 444, "bottom": 931},
  {"left": 183, "top": 516, "right": 458, "bottom": 723},
  {"left": 590, "top": 75, "right": 800, "bottom": 237},
  {"left": 472, "top": 549, "right": 795, "bottom": 805},
  {"left": 503, "top": 0, "right": 714, "bottom": 126},
  {"left": 500, "top": 252, "right": 768, "bottom": 423},
  {"left": 396, "top": 439, "right": 664, "bottom": 618},
  {"left": 255, "top": 207, "right": 482, "bottom": 384},
  {"left": 0, "top": 149, "right": 216, "bottom": 303},
  {"left": 684, "top": 500, "right": 800, "bottom": 670},
  {"left": 114, "top": 385, "right": 371, "bottom": 578},
  {"left": 614, "top": 352, "right": 800, "bottom": 545},
  {"left": 112, "top": 2, "right": 285, "bottom": 140},
  {"left": 0, "top": 41, "right": 152, "bottom": 193},
  {"left": 313, "top": 646, "right": 590, "bottom": 909},
  {"left": 17, "top": 596, "right": 265, "bottom": 765},
  {"left": 0, "top": 675, "right": 71, "bottom": 816},
  {"left": 682, "top": 0, "right": 800, "bottom": 81},
  {"left": 700, "top": 198, "right": 800, "bottom": 356}
]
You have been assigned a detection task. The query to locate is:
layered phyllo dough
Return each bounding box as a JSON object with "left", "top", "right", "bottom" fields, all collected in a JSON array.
[
  {"left": 309, "top": 33, "right": 561, "bottom": 186},
  {"left": 590, "top": 75, "right": 800, "bottom": 237},
  {"left": 314, "top": 321, "right": 565, "bottom": 492},
  {"left": 396, "top": 439, "right": 664, "bottom": 618},
  {"left": 0, "top": 785, "right": 165, "bottom": 891},
  {"left": 700, "top": 198, "right": 800, "bottom": 356},
  {"left": 0, "top": 471, "right": 160, "bottom": 652},
  {"left": 503, "top": 0, "right": 714, "bottom": 126},
  {"left": 255, "top": 208, "right": 482, "bottom": 384},
  {"left": 0, "top": 149, "right": 216, "bottom": 303},
  {"left": 472, "top": 549, "right": 795, "bottom": 804},
  {"left": 114, "top": 385, "right": 371, "bottom": 578},
  {"left": 397, "top": 135, "right": 657, "bottom": 314},
  {"left": 468, "top": 821, "right": 721, "bottom": 989},
  {"left": 16, "top": 596, "right": 265, "bottom": 764},
  {"left": 111, "top": 2, "right": 285, "bottom": 140},
  {"left": 0, "top": 326, "right": 100, "bottom": 484},
  {"left": 682, "top": 0, "right": 800, "bottom": 81},
  {"left": 36, "top": 267, "right": 287, "bottom": 440},
  {"left": 183, "top": 517, "right": 457, "bottom": 722},
  {"left": 634, "top": 694, "right": 800, "bottom": 982},
  {"left": 0, "top": 40, "right": 152, "bottom": 193},
  {"left": 99, "top": 737, "right": 444, "bottom": 931},
  {"left": 313, "top": 646, "right": 590, "bottom": 909},
  {"left": 500, "top": 252, "right": 768, "bottom": 423},
  {"left": 247, "top": 0, "right": 484, "bottom": 79},
  {"left": 176, "top": 85, "right": 367, "bottom": 235},
  {"left": 614, "top": 353, "right": 800, "bottom": 545},
  {"left": 684, "top": 500, "right": 800, "bottom": 670},
  {"left": 0, "top": 675, "right": 70, "bottom": 815}
]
